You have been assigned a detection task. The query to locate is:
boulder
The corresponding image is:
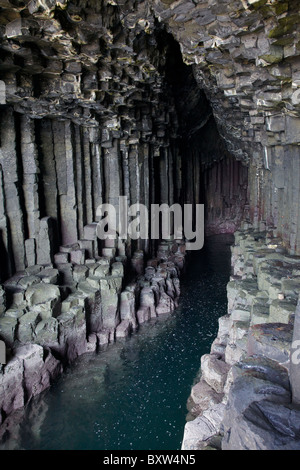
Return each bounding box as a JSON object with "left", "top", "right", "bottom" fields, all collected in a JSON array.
[
  {"left": 0, "top": 317, "right": 18, "bottom": 347},
  {"left": 222, "top": 356, "right": 292, "bottom": 450},
  {"left": 34, "top": 317, "right": 59, "bottom": 346},
  {"left": 55, "top": 307, "right": 87, "bottom": 363},
  {"left": 181, "top": 403, "right": 226, "bottom": 450},
  {"left": 0, "top": 355, "right": 24, "bottom": 423},
  {"left": 139, "top": 287, "right": 156, "bottom": 318},
  {"left": 247, "top": 322, "right": 293, "bottom": 366},
  {"left": 17, "top": 344, "right": 62, "bottom": 401},
  {"left": 230, "top": 400, "right": 300, "bottom": 450},
  {"left": 17, "top": 311, "right": 40, "bottom": 344},
  {"left": 190, "top": 378, "right": 224, "bottom": 414},
  {"left": 200, "top": 354, "right": 231, "bottom": 394},
  {"left": 136, "top": 306, "right": 151, "bottom": 324},
  {"left": 36, "top": 268, "right": 59, "bottom": 284},
  {"left": 156, "top": 292, "right": 175, "bottom": 315},
  {"left": 116, "top": 319, "right": 131, "bottom": 338},
  {"left": 269, "top": 299, "right": 297, "bottom": 324},
  {"left": 25, "top": 283, "right": 60, "bottom": 307},
  {"left": 120, "top": 290, "right": 137, "bottom": 329}
]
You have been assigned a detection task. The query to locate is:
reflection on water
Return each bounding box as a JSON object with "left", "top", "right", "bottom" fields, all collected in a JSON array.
[{"left": 0, "top": 234, "right": 233, "bottom": 450}]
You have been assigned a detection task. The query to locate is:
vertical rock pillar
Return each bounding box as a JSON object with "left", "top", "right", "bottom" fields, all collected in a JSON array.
[
  {"left": 0, "top": 109, "right": 26, "bottom": 273},
  {"left": 290, "top": 294, "right": 300, "bottom": 405}
]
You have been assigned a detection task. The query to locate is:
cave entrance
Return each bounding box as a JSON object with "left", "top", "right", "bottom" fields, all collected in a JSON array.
[
  {"left": 159, "top": 32, "right": 249, "bottom": 241},
  {"left": 0, "top": 26, "right": 250, "bottom": 281}
]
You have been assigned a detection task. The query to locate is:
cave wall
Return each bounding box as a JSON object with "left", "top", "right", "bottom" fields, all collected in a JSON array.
[
  {"left": 0, "top": 103, "right": 183, "bottom": 278},
  {"left": 153, "top": 0, "right": 300, "bottom": 253},
  {"left": 0, "top": 5, "right": 190, "bottom": 278},
  {"left": 0, "top": 0, "right": 300, "bottom": 446},
  {"left": 181, "top": 117, "right": 249, "bottom": 235},
  {"left": 0, "top": 0, "right": 299, "bottom": 276}
]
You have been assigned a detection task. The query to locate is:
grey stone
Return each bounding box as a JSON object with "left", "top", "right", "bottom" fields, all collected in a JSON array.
[
  {"left": 290, "top": 295, "right": 300, "bottom": 405},
  {"left": 25, "top": 238, "right": 37, "bottom": 267},
  {"left": 111, "top": 261, "right": 124, "bottom": 278},
  {"left": 120, "top": 290, "right": 137, "bottom": 329},
  {"left": 18, "top": 275, "right": 40, "bottom": 289},
  {"left": 269, "top": 299, "right": 297, "bottom": 324},
  {"left": 116, "top": 319, "right": 131, "bottom": 338},
  {"left": 0, "top": 81, "right": 5, "bottom": 105},
  {"left": 37, "top": 217, "right": 55, "bottom": 265},
  {"left": 54, "top": 252, "right": 69, "bottom": 264},
  {"left": 190, "top": 378, "right": 224, "bottom": 411},
  {"left": 25, "top": 283, "right": 60, "bottom": 307},
  {"left": 17, "top": 311, "right": 40, "bottom": 343},
  {"left": 201, "top": 354, "right": 231, "bottom": 394},
  {"left": 86, "top": 333, "right": 97, "bottom": 352},
  {"left": 70, "top": 249, "right": 85, "bottom": 265},
  {"left": 34, "top": 318, "right": 59, "bottom": 346},
  {"left": 0, "top": 355, "right": 24, "bottom": 421},
  {"left": 55, "top": 263, "right": 74, "bottom": 286},
  {"left": 0, "top": 317, "right": 17, "bottom": 347},
  {"left": 248, "top": 323, "right": 293, "bottom": 365},
  {"left": 17, "top": 344, "right": 62, "bottom": 401},
  {"left": 94, "top": 264, "right": 110, "bottom": 278},
  {"left": 223, "top": 397, "right": 300, "bottom": 450},
  {"left": 73, "top": 265, "right": 89, "bottom": 283},
  {"left": 136, "top": 306, "right": 151, "bottom": 324},
  {"left": 37, "top": 268, "right": 59, "bottom": 284},
  {"left": 83, "top": 223, "right": 98, "bottom": 241},
  {"left": 181, "top": 403, "right": 225, "bottom": 450},
  {"left": 156, "top": 292, "right": 175, "bottom": 315},
  {"left": 55, "top": 307, "right": 87, "bottom": 363},
  {"left": 285, "top": 116, "right": 300, "bottom": 144}
]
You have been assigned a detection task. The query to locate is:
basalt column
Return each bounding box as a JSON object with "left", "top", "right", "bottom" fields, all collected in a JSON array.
[
  {"left": 179, "top": 116, "right": 249, "bottom": 236},
  {"left": 0, "top": 0, "right": 300, "bottom": 450}
]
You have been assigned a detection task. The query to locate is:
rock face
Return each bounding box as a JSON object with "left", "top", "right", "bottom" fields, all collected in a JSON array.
[
  {"left": 0, "top": 344, "right": 62, "bottom": 425},
  {"left": 0, "top": 0, "right": 299, "bottom": 450},
  {"left": 182, "top": 227, "right": 300, "bottom": 450},
  {"left": 0, "top": 0, "right": 299, "bottom": 279},
  {"left": 0, "top": 237, "right": 186, "bottom": 425}
]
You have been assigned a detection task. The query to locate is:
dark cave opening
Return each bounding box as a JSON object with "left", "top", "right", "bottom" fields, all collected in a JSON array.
[{"left": 159, "top": 31, "right": 249, "bottom": 238}]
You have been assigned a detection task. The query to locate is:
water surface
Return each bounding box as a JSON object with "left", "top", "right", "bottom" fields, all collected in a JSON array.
[{"left": 2, "top": 234, "right": 233, "bottom": 450}]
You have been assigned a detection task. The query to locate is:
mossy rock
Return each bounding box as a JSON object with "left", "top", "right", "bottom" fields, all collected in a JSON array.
[
  {"left": 249, "top": 0, "right": 268, "bottom": 9},
  {"left": 269, "top": 14, "right": 300, "bottom": 39},
  {"left": 161, "top": 0, "right": 177, "bottom": 5},
  {"left": 272, "top": 35, "right": 295, "bottom": 47},
  {"left": 259, "top": 45, "right": 283, "bottom": 64},
  {"left": 274, "top": 2, "right": 289, "bottom": 15}
]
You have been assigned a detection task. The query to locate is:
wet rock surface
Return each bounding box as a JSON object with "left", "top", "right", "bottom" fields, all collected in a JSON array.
[
  {"left": 0, "top": 0, "right": 299, "bottom": 281},
  {"left": 0, "top": 237, "right": 186, "bottom": 424},
  {"left": 182, "top": 226, "right": 300, "bottom": 450},
  {"left": 0, "top": 0, "right": 299, "bottom": 451}
]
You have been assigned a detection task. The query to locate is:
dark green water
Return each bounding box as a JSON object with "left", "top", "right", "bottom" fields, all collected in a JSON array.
[{"left": 6, "top": 234, "right": 233, "bottom": 451}]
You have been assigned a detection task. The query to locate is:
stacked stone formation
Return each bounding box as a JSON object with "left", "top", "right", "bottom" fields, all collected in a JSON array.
[
  {"left": 0, "top": 0, "right": 299, "bottom": 280},
  {"left": 0, "top": 0, "right": 300, "bottom": 450},
  {"left": 182, "top": 225, "right": 300, "bottom": 450},
  {"left": 0, "top": 234, "right": 186, "bottom": 424}
]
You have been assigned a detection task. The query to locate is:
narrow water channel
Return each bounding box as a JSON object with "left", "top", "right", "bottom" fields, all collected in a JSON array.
[{"left": 3, "top": 234, "right": 233, "bottom": 451}]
